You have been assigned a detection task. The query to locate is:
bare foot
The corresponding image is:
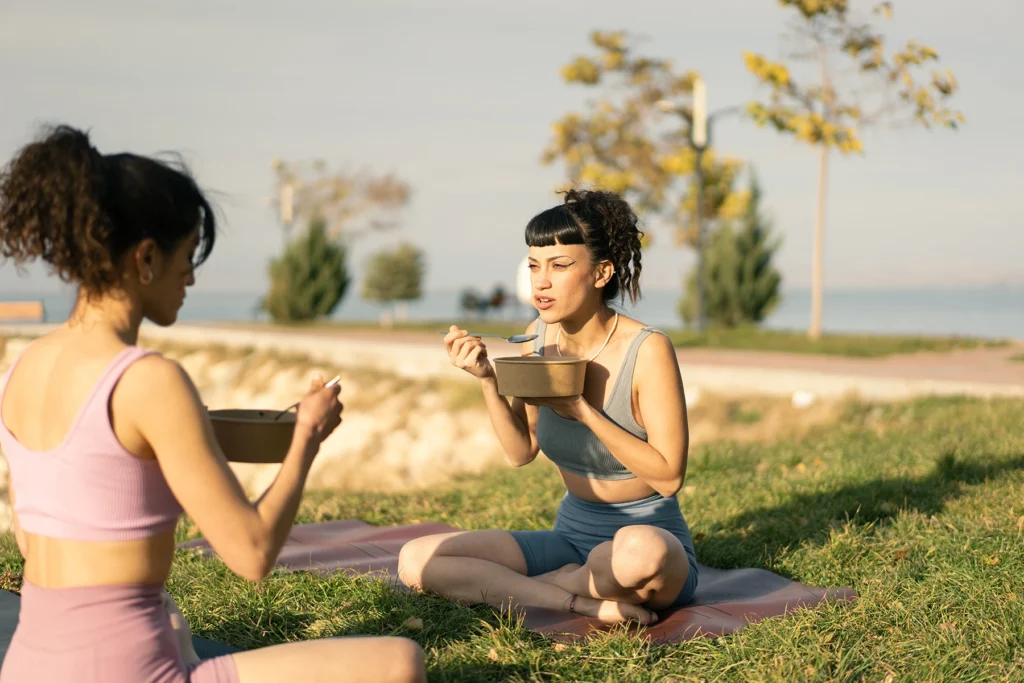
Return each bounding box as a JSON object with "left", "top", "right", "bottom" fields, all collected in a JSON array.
[{"left": 572, "top": 596, "right": 657, "bottom": 625}]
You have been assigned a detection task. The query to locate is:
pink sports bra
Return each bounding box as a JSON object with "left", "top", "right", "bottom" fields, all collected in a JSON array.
[{"left": 0, "top": 345, "right": 183, "bottom": 541}]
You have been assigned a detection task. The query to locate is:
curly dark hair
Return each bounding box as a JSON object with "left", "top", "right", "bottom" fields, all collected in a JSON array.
[
  {"left": 524, "top": 188, "right": 644, "bottom": 304},
  {"left": 0, "top": 125, "right": 217, "bottom": 293}
]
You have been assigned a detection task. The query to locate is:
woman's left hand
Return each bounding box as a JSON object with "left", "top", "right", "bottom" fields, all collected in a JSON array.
[{"left": 523, "top": 395, "right": 592, "bottom": 422}]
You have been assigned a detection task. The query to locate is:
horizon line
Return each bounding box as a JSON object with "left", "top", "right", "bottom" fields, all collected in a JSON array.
[{"left": 3, "top": 282, "right": 1023, "bottom": 298}]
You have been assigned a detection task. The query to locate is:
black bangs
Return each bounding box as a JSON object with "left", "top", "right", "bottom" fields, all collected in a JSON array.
[{"left": 524, "top": 205, "right": 584, "bottom": 248}]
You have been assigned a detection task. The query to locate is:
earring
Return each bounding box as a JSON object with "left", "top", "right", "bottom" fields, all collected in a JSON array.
[{"left": 140, "top": 272, "right": 153, "bottom": 285}]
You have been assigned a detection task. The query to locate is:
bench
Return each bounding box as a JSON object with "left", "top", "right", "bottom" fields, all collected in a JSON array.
[{"left": 0, "top": 301, "right": 46, "bottom": 323}]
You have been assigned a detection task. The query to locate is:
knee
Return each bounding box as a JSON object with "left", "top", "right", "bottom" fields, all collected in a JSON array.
[
  {"left": 397, "top": 538, "right": 432, "bottom": 592},
  {"left": 383, "top": 637, "right": 427, "bottom": 683},
  {"left": 397, "top": 539, "right": 426, "bottom": 591},
  {"left": 611, "top": 526, "right": 672, "bottom": 581}
]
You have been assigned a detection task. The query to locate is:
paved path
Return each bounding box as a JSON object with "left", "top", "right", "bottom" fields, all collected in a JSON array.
[
  {"left": 3, "top": 323, "right": 1023, "bottom": 401},
  {"left": 205, "top": 323, "right": 1024, "bottom": 386}
]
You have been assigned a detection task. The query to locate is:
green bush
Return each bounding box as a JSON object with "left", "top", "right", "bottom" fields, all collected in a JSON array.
[
  {"left": 261, "top": 218, "right": 351, "bottom": 323},
  {"left": 680, "top": 170, "right": 782, "bottom": 327},
  {"left": 362, "top": 242, "right": 426, "bottom": 325}
]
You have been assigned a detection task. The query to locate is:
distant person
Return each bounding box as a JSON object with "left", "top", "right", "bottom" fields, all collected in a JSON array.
[
  {"left": 400, "top": 189, "right": 697, "bottom": 624},
  {"left": 0, "top": 126, "right": 425, "bottom": 683}
]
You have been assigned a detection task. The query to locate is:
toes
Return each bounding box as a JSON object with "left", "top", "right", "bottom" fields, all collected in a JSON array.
[
  {"left": 600, "top": 600, "right": 653, "bottom": 625},
  {"left": 624, "top": 603, "right": 656, "bottom": 625}
]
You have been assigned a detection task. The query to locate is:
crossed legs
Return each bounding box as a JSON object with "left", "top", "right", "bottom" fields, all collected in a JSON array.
[{"left": 398, "top": 525, "right": 690, "bottom": 624}]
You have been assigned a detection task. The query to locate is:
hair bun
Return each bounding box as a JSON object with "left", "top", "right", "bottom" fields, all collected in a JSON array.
[
  {"left": 563, "top": 188, "right": 644, "bottom": 303},
  {"left": 1, "top": 124, "right": 217, "bottom": 294}
]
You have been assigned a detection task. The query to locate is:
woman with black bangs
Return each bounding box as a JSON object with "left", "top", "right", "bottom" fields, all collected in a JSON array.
[{"left": 400, "top": 189, "right": 697, "bottom": 625}]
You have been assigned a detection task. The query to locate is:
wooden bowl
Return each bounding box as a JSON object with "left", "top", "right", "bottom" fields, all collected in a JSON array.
[
  {"left": 209, "top": 409, "right": 296, "bottom": 463},
  {"left": 492, "top": 356, "right": 588, "bottom": 398}
]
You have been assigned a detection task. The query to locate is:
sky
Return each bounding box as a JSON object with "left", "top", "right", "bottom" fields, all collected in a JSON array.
[{"left": 1, "top": 0, "right": 1021, "bottom": 296}]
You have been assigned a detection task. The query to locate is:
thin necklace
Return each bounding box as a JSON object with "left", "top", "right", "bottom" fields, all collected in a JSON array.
[{"left": 556, "top": 312, "right": 619, "bottom": 362}]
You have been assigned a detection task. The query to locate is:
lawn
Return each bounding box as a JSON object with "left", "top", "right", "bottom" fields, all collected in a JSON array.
[
  {"left": 221, "top": 318, "right": 1007, "bottom": 359},
  {"left": 2, "top": 395, "right": 1023, "bottom": 681}
]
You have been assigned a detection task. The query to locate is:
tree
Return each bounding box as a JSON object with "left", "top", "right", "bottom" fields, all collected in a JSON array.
[
  {"left": 744, "top": 0, "right": 963, "bottom": 339},
  {"left": 488, "top": 284, "right": 507, "bottom": 311},
  {"left": 679, "top": 170, "right": 783, "bottom": 328},
  {"left": 263, "top": 158, "right": 411, "bottom": 325},
  {"left": 457, "top": 285, "right": 510, "bottom": 320},
  {"left": 362, "top": 243, "right": 426, "bottom": 327},
  {"left": 459, "top": 288, "right": 482, "bottom": 319},
  {"left": 270, "top": 158, "right": 411, "bottom": 242},
  {"left": 542, "top": 31, "right": 750, "bottom": 326},
  {"left": 261, "top": 218, "right": 350, "bottom": 323}
]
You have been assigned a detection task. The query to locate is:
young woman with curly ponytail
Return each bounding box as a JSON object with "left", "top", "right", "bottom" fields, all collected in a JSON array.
[
  {"left": 401, "top": 189, "right": 697, "bottom": 625},
  {"left": 0, "top": 126, "right": 425, "bottom": 683}
]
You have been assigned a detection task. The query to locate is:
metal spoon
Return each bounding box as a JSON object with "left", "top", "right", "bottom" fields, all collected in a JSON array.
[
  {"left": 273, "top": 375, "right": 341, "bottom": 421},
  {"left": 436, "top": 331, "right": 538, "bottom": 344}
]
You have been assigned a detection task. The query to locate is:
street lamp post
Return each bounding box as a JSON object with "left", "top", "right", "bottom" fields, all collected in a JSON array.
[
  {"left": 657, "top": 77, "right": 738, "bottom": 332},
  {"left": 691, "top": 78, "right": 709, "bottom": 332}
]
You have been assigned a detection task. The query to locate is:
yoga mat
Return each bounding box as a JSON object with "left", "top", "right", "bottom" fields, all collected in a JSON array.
[
  {"left": 179, "top": 520, "right": 857, "bottom": 644},
  {"left": 192, "top": 636, "right": 241, "bottom": 659}
]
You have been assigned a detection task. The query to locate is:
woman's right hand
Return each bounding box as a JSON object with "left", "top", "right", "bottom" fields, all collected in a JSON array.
[
  {"left": 295, "top": 374, "right": 344, "bottom": 444},
  {"left": 444, "top": 325, "right": 494, "bottom": 379},
  {"left": 162, "top": 591, "right": 200, "bottom": 665}
]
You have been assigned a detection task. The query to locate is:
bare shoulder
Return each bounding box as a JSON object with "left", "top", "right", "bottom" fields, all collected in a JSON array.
[
  {"left": 127, "top": 351, "right": 189, "bottom": 383},
  {"left": 634, "top": 327, "right": 679, "bottom": 374},
  {"left": 614, "top": 315, "right": 666, "bottom": 355},
  {"left": 118, "top": 352, "right": 198, "bottom": 405},
  {"left": 614, "top": 314, "right": 648, "bottom": 339}
]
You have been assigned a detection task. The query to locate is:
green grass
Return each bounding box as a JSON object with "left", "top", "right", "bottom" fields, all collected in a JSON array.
[
  {"left": 220, "top": 319, "right": 1005, "bottom": 358},
  {"left": 4, "top": 396, "right": 1024, "bottom": 680},
  {"left": 1009, "top": 353, "right": 1024, "bottom": 363},
  {"left": 726, "top": 403, "right": 764, "bottom": 425}
]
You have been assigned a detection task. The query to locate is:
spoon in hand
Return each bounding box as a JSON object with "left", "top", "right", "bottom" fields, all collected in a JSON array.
[
  {"left": 436, "top": 331, "right": 538, "bottom": 344},
  {"left": 273, "top": 375, "right": 341, "bottom": 421}
]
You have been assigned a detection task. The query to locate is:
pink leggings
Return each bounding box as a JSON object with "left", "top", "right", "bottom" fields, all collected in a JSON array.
[{"left": 0, "top": 581, "right": 239, "bottom": 683}]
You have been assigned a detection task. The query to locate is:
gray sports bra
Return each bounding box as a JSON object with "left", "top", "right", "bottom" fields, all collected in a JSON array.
[{"left": 532, "top": 318, "right": 663, "bottom": 480}]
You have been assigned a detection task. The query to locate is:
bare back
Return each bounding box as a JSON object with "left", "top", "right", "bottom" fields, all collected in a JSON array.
[{"left": 1, "top": 330, "right": 175, "bottom": 588}]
